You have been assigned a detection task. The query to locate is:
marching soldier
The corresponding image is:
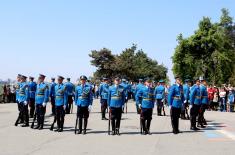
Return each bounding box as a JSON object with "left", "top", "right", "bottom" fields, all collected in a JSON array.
[
  {"left": 17, "top": 75, "right": 29, "bottom": 127},
  {"left": 135, "top": 79, "right": 144, "bottom": 114},
  {"left": 198, "top": 79, "right": 208, "bottom": 128},
  {"left": 189, "top": 78, "right": 201, "bottom": 131},
  {"left": 28, "top": 76, "right": 37, "bottom": 118},
  {"left": 49, "top": 78, "right": 56, "bottom": 115},
  {"left": 168, "top": 76, "right": 184, "bottom": 134},
  {"left": 182, "top": 79, "right": 190, "bottom": 120},
  {"left": 65, "top": 78, "right": 75, "bottom": 114},
  {"left": 34, "top": 74, "right": 49, "bottom": 130},
  {"left": 53, "top": 76, "right": 67, "bottom": 132},
  {"left": 99, "top": 77, "right": 109, "bottom": 120},
  {"left": 120, "top": 79, "right": 129, "bottom": 113},
  {"left": 136, "top": 78, "right": 155, "bottom": 135},
  {"left": 14, "top": 74, "right": 24, "bottom": 126},
  {"left": 154, "top": 80, "right": 165, "bottom": 116},
  {"left": 108, "top": 77, "right": 125, "bottom": 135},
  {"left": 75, "top": 75, "right": 93, "bottom": 134}
]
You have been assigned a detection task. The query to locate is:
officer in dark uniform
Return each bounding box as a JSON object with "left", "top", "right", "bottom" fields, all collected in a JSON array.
[
  {"left": 136, "top": 78, "right": 155, "bottom": 135},
  {"left": 190, "top": 78, "right": 201, "bottom": 131},
  {"left": 49, "top": 78, "right": 56, "bottom": 115},
  {"left": 53, "top": 76, "right": 67, "bottom": 132},
  {"left": 75, "top": 75, "right": 93, "bottom": 134},
  {"left": 154, "top": 80, "right": 165, "bottom": 116},
  {"left": 99, "top": 77, "right": 109, "bottom": 120},
  {"left": 28, "top": 76, "right": 37, "bottom": 118},
  {"left": 168, "top": 76, "right": 184, "bottom": 134},
  {"left": 108, "top": 77, "right": 125, "bottom": 135}
]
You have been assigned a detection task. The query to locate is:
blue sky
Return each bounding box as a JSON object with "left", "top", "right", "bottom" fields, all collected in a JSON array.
[{"left": 0, "top": 0, "right": 234, "bottom": 82}]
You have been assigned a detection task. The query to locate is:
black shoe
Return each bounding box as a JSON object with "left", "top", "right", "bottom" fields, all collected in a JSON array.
[
  {"left": 30, "top": 115, "right": 34, "bottom": 118},
  {"left": 200, "top": 125, "right": 206, "bottom": 128},
  {"left": 38, "top": 126, "right": 43, "bottom": 130},
  {"left": 54, "top": 128, "right": 59, "bottom": 132},
  {"left": 20, "top": 120, "right": 24, "bottom": 124},
  {"left": 77, "top": 130, "right": 82, "bottom": 134},
  {"left": 102, "top": 117, "right": 108, "bottom": 120},
  {"left": 83, "top": 130, "right": 87, "bottom": 135},
  {"left": 111, "top": 131, "right": 116, "bottom": 135},
  {"left": 191, "top": 127, "right": 200, "bottom": 131},
  {"left": 15, "top": 121, "right": 18, "bottom": 126},
  {"left": 21, "top": 124, "right": 29, "bottom": 127},
  {"left": 34, "top": 125, "right": 40, "bottom": 129},
  {"left": 58, "top": 128, "right": 63, "bottom": 132},
  {"left": 116, "top": 129, "right": 120, "bottom": 135}
]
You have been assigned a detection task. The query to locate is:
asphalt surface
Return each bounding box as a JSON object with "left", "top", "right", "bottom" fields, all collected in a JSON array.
[{"left": 0, "top": 99, "right": 235, "bottom": 155}]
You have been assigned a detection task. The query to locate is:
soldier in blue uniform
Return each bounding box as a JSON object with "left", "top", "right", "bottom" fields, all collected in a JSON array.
[
  {"left": 135, "top": 79, "right": 144, "bottom": 114},
  {"left": 17, "top": 75, "right": 30, "bottom": 127},
  {"left": 181, "top": 79, "right": 190, "bottom": 120},
  {"left": 154, "top": 80, "right": 165, "bottom": 116},
  {"left": 14, "top": 74, "right": 24, "bottom": 125},
  {"left": 108, "top": 77, "right": 125, "bottom": 135},
  {"left": 28, "top": 76, "right": 37, "bottom": 118},
  {"left": 99, "top": 77, "right": 109, "bottom": 120},
  {"left": 136, "top": 78, "right": 155, "bottom": 135},
  {"left": 75, "top": 75, "right": 93, "bottom": 134},
  {"left": 49, "top": 78, "right": 56, "bottom": 115},
  {"left": 120, "top": 79, "right": 129, "bottom": 113},
  {"left": 34, "top": 74, "right": 49, "bottom": 130},
  {"left": 168, "top": 76, "right": 184, "bottom": 134},
  {"left": 53, "top": 76, "right": 68, "bottom": 132},
  {"left": 198, "top": 79, "right": 208, "bottom": 128},
  {"left": 65, "top": 78, "right": 75, "bottom": 114},
  {"left": 189, "top": 78, "right": 201, "bottom": 130}
]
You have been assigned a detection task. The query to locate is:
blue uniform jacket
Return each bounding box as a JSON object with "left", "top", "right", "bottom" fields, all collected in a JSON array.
[
  {"left": 200, "top": 84, "right": 208, "bottom": 104},
  {"left": 75, "top": 84, "right": 93, "bottom": 107},
  {"left": 136, "top": 86, "right": 155, "bottom": 108},
  {"left": 54, "top": 83, "right": 68, "bottom": 106},
  {"left": 183, "top": 84, "right": 190, "bottom": 101},
  {"left": 120, "top": 82, "right": 128, "bottom": 98},
  {"left": 168, "top": 84, "right": 184, "bottom": 108},
  {"left": 99, "top": 83, "right": 109, "bottom": 100},
  {"left": 18, "top": 82, "right": 29, "bottom": 103},
  {"left": 135, "top": 83, "right": 144, "bottom": 104},
  {"left": 28, "top": 81, "right": 37, "bottom": 99},
  {"left": 108, "top": 85, "right": 125, "bottom": 108},
  {"left": 35, "top": 82, "right": 49, "bottom": 104},
  {"left": 228, "top": 91, "right": 235, "bottom": 104},
  {"left": 154, "top": 85, "right": 165, "bottom": 100},
  {"left": 65, "top": 82, "right": 75, "bottom": 96},
  {"left": 49, "top": 82, "right": 56, "bottom": 97},
  {"left": 190, "top": 85, "right": 201, "bottom": 105}
]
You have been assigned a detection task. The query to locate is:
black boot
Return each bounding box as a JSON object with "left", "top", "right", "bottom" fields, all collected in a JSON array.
[
  {"left": 78, "top": 118, "right": 83, "bottom": 134},
  {"left": 83, "top": 119, "right": 88, "bottom": 135},
  {"left": 111, "top": 119, "right": 116, "bottom": 135},
  {"left": 147, "top": 120, "right": 151, "bottom": 135}
]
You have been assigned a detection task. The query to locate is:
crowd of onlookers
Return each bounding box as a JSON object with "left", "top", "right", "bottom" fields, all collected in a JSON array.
[{"left": 0, "top": 84, "right": 16, "bottom": 103}]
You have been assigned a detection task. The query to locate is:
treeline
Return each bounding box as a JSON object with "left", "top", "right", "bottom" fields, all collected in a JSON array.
[
  {"left": 89, "top": 44, "right": 168, "bottom": 82},
  {"left": 172, "top": 8, "right": 235, "bottom": 85}
]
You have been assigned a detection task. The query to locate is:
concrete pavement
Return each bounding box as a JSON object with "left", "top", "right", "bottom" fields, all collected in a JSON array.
[{"left": 0, "top": 99, "right": 235, "bottom": 155}]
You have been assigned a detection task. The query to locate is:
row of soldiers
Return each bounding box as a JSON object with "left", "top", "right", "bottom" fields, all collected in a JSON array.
[{"left": 14, "top": 73, "right": 209, "bottom": 135}]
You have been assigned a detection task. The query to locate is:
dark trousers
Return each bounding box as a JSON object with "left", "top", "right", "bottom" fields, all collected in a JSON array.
[
  {"left": 190, "top": 104, "right": 200, "bottom": 128},
  {"left": 29, "top": 98, "right": 35, "bottom": 118},
  {"left": 56, "top": 105, "right": 65, "bottom": 129},
  {"left": 22, "top": 103, "right": 29, "bottom": 124},
  {"left": 141, "top": 108, "right": 153, "bottom": 132},
  {"left": 110, "top": 107, "right": 122, "bottom": 131},
  {"left": 36, "top": 104, "right": 46, "bottom": 127},
  {"left": 77, "top": 106, "right": 89, "bottom": 131},
  {"left": 181, "top": 100, "right": 189, "bottom": 119},
  {"left": 15, "top": 102, "right": 24, "bottom": 124},
  {"left": 198, "top": 104, "right": 207, "bottom": 125},
  {"left": 66, "top": 95, "right": 73, "bottom": 114},
  {"left": 51, "top": 96, "right": 55, "bottom": 115},
  {"left": 170, "top": 107, "right": 181, "bottom": 132},
  {"left": 156, "top": 99, "right": 163, "bottom": 115},
  {"left": 101, "top": 99, "right": 108, "bottom": 118}
]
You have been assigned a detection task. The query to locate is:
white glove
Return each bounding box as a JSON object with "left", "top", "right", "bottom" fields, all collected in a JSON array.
[
  {"left": 138, "top": 104, "right": 141, "bottom": 109},
  {"left": 184, "top": 100, "right": 187, "bottom": 103},
  {"left": 169, "top": 105, "right": 172, "bottom": 110},
  {"left": 64, "top": 105, "right": 67, "bottom": 110},
  {"left": 189, "top": 105, "right": 192, "bottom": 109},
  {"left": 161, "top": 99, "right": 164, "bottom": 102},
  {"left": 88, "top": 105, "right": 92, "bottom": 112},
  {"left": 42, "top": 102, "right": 47, "bottom": 107},
  {"left": 24, "top": 101, "right": 28, "bottom": 105}
]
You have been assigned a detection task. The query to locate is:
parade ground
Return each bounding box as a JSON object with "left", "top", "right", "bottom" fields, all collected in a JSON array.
[{"left": 0, "top": 99, "right": 235, "bottom": 155}]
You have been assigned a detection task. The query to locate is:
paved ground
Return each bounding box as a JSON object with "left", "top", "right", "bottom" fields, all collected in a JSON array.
[{"left": 0, "top": 99, "right": 235, "bottom": 155}]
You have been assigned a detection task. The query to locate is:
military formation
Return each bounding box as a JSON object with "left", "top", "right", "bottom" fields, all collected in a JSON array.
[{"left": 13, "top": 73, "right": 234, "bottom": 135}]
